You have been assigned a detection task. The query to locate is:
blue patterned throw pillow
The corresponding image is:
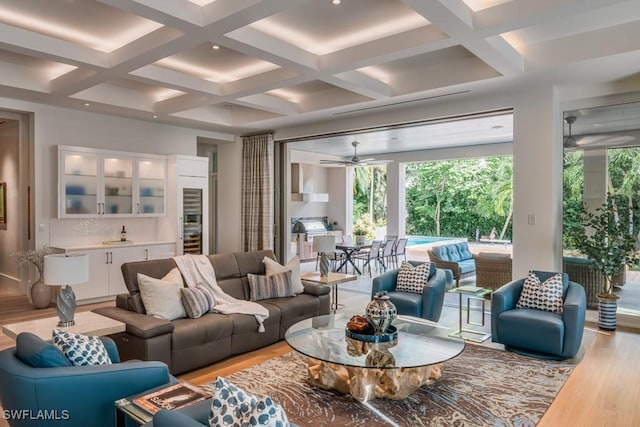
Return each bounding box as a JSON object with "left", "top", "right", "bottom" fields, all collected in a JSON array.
[
  {"left": 52, "top": 329, "right": 112, "bottom": 366},
  {"left": 208, "top": 377, "right": 289, "bottom": 427},
  {"left": 516, "top": 271, "right": 564, "bottom": 313}
]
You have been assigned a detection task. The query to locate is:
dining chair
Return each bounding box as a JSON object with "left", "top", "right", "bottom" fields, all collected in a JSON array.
[
  {"left": 354, "top": 240, "right": 383, "bottom": 277},
  {"left": 380, "top": 239, "right": 395, "bottom": 271},
  {"left": 393, "top": 238, "right": 408, "bottom": 268}
]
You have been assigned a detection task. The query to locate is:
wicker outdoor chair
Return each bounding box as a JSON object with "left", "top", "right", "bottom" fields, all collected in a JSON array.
[
  {"left": 473, "top": 253, "right": 513, "bottom": 291},
  {"left": 563, "top": 256, "right": 626, "bottom": 309}
]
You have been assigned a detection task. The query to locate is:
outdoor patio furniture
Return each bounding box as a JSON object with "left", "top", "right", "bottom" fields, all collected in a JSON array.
[
  {"left": 353, "top": 240, "right": 384, "bottom": 277},
  {"left": 562, "top": 256, "right": 626, "bottom": 309},
  {"left": 427, "top": 241, "right": 476, "bottom": 287},
  {"left": 392, "top": 238, "right": 408, "bottom": 269},
  {"left": 473, "top": 252, "right": 512, "bottom": 291}
]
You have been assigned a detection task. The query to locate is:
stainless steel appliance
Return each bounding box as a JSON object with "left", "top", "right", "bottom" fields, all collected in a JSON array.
[{"left": 292, "top": 218, "right": 328, "bottom": 260}]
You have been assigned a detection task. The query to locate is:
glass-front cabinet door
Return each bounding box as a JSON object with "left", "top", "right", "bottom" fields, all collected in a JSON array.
[
  {"left": 103, "top": 157, "right": 134, "bottom": 216},
  {"left": 61, "top": 151, "right": 99, "bottom": 216},
  {"left": 137, "top": 159, "right": 166, "bottom": 216}
]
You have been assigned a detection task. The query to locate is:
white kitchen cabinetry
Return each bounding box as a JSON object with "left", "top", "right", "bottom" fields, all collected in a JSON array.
[
  {"left": 58, "top": 146, "right": 166, "bottom": 218},
  {"left": 63, "top": 242, "right": 176, "bottom": 302}
]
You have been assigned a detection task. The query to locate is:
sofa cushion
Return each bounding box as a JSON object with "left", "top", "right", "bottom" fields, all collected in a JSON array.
[
  {"left": 181, "top": 285, "right": 216, "bottom": 319},
  {"left": 15, "top": 332, "right": 72, "bottom": 368},
  {"left": 138, "top": 272, "right": 187, "bottom": 321},
  {"left": 248, "top": 271, "right": 295, "bottom": 301},
  {"left": 458, "top": 259, "right": 476, "bottom": 275},
  {"left": 264, "top": 256, "right": 304, "bottom": 294},
  {"left": 516, "top": 271, "right": 564, "bottom": 313},
  {"left": 172, "top": 314, "right": 234, "bottom": 350},
  {"left": 432, "top": 242, "right": 472, "bottom": 262},
  {"left": 396, "top": 262, "right": 430, "bottom": 293},
  {"left": 52, "top": 329, "right": 112, "bottom": 366},
  {"left": 208, "top": 377, "right": 289, "bottom": 427}
]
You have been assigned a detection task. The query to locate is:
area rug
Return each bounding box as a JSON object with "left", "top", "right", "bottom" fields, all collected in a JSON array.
[{"left": 225, "top": 344, "right": 574, "bottom": 427}]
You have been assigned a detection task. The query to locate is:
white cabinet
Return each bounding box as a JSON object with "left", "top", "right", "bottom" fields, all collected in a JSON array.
[
  {"left": 64, "top": 242, "right": 176, "bottom": 302},
  {"left": 58, "top": 146, "right": 166, "bottom": 218}
]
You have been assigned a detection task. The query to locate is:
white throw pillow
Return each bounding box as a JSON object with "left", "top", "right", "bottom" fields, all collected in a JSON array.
[
  {"left": 516, "top": 271, "right": 564, "bottom": 314},
  {"left": 264, "top": 256, "right": 304, "bottom": 294},
  {"left": 396, "top": 262, "right": 431, "bottom": 294},
  {"left": 137, "top": 271, "right": 186, "bottom": 320}
]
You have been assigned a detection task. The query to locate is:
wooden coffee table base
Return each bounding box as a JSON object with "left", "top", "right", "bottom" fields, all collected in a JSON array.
[{"left": 307, "top": 358, "right": 442, "bottom": 402}]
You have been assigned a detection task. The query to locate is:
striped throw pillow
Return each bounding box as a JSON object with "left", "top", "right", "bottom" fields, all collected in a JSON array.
[
  {"left": 180, "top": 285, "right": 216, "bottom": 319},
  {"left": 247, "top": 271, "right": 295, "bottom": 301}
]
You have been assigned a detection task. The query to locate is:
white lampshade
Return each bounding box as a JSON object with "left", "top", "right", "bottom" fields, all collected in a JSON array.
[
  {"left": 313, "top": 235, "right": 336, "bottom": 253},
  {"left": 44, "top": 254, "right": 89, "bottom": 286}
]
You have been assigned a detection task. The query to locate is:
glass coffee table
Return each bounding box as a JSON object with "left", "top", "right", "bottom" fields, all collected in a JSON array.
[{"left": 285, "top": 313, "right": 465, "bottom": 402}]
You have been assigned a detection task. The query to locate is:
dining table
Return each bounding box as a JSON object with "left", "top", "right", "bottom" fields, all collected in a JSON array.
[{"left": 335, "top": 242, "right": 372, "bottom": 275}]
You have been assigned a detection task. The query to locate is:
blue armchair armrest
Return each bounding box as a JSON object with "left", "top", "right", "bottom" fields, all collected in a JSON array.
[
  {"left": 561, "top": 282, "right": 587, "bottom": 358},
  {"left": 491, "top": 278, "right": 525, "bottom": 339},
  {"left": 0, "top": 347, "right": 173, "bottom": 427}
]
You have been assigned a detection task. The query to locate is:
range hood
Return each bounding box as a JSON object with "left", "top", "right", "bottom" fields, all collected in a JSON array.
[{"left": 291, "top": 163, "right": 329, "bottom": 202}]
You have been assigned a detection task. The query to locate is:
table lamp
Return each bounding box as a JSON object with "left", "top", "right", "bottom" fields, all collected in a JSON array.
[
  {"left": 313, "top": 236, "right": 336, "bottom": 278},
  {"left": 44, "top": 254, "right": 89, "bottom": 327}
]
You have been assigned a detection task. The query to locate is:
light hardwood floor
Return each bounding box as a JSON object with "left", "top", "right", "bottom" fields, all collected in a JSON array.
[{"left": 1, "top": 287, "right": 639, "bottom": 426}]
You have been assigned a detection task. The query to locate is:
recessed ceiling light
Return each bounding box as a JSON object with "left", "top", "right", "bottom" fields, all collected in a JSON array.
[
  {"left": 332, "top": 0, "right": 341, "bottom": 4},
  {"left": 152, "top": 115, "right": 158, "bottom": 119},
  {"left": 211, "top": 44, "right": 220, "bottom": 50},
  {"left": 83, "top": 102, "right": 90, "bottom": 107}
]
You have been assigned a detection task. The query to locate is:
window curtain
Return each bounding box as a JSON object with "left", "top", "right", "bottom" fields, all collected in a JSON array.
[{"left": 241, "top": 133, "right": 274, "bottom": 252}]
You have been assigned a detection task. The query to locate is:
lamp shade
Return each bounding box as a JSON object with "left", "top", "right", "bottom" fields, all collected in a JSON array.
[
  {"left": 44, "top": 254, "right": 89, "bottom": 286},
  {"left": 313, "top": 235, "right": 336, "bottom": 253}
]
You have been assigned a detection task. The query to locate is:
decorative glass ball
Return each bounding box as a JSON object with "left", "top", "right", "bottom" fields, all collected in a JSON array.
[{"left": 365, "top": 292, "right": 397, "bottom": 334}]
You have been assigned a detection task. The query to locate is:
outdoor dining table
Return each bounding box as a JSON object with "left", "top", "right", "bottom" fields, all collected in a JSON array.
[{"left": 335, "top": 242, "right": 372, "bottom": 275}]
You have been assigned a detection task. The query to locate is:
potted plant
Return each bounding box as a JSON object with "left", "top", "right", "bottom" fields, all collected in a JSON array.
[
  {"left": 570, "top": 193, "right": 639, "bottom": 330},
  {"left": 353, "top": 216, "right": 375, "bottom": 244}
]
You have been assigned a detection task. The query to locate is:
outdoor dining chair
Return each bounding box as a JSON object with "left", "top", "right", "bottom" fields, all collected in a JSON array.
[
  {"left": 354, "top": 240, "right": 383, "bottom": 277},
  {"left": 393, "top": 238, "right": 408, "bottom": 268}
]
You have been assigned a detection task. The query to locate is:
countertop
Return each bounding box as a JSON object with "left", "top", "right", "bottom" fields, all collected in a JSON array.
[{"left": 51, "top": 240, "right": 176, "bottom": 251}]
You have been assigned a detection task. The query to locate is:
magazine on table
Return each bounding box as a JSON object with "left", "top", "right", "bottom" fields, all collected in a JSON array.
[{"left": 133, "top": 381, "right": 212, "bottom": 415}]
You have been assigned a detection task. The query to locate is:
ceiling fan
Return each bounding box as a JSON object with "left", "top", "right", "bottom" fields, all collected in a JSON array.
[
  {"left": 319, "top": 141, "right": 392, "bottom": 166},
  {"left": 564, "top": 115, "right": 636, "bottom": 149}
]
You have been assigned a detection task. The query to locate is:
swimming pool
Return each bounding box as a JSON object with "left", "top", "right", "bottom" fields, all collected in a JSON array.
[{"left": 406, "top": 236, "right": 458, "bottom": 246}]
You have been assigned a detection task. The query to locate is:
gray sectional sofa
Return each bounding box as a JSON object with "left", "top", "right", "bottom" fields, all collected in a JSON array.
[{"left": 94, "top": 250, "right": 330, "bottom": 374}]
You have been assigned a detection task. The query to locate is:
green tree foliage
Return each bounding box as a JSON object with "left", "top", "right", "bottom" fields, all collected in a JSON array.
[
  {"left": 353, "top": 165, "right": 387, "bottom": 227},
  {"left": 404, "top": 157, "right": 513, "bottom": 240}
]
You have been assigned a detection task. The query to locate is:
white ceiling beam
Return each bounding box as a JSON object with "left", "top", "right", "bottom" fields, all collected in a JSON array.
[
  {"left": 0, "top": 23, "right": 108, "bottom": 69},
  {"left": 323, "top": 72, "right": 391, "bottom": 99},
  {"left": 235, "top": 94, "right": 299, "bottom": 115},
  {"left": 110, "top": 27, "right": 184, "bottom": 68},
  {"left": 223, "top": 27, "right": 319, "bottom": 72},
  {"left": 154, "top": 93, "right": 221, "bottom": 115},
  {"left": 97, "top": 0, "right": 203, "bottom": 30},
  {"left": 222, "top": 68, "right": 303, "bottom": 97},
  {"left": 129, "top": 65, "right": 222, "bottom": 96},
  {"left": 50, "top": 69, "right": 98, "bottom": 94},
  {"left": 201, "top": 0, "right": 300, "bottom": 30},
  {"left": 170, "top": 106, "right": 232, "bottom": 126},
  {"left": 320, "top": 26, "right": 455, "bottom": 72},
  {"left": 524, "top": 21, "right": 640, "bottom": 68},
  {"left": 404, "top": 0, "right": 524, "bottom": 74},
  {"left": 474, "top": 0, "right": 634, "bottom": 35}
]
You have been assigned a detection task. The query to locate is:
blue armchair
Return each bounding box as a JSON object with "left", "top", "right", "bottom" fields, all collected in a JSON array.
[
  {"left": 491, "top": 271, "right": 587, "bottom": 360},
  {"left": 371, "top": 261, "right": 451, "bottom": 322},
  {"left": 0, "top": 332, "right": 174, "bottom": 427}
]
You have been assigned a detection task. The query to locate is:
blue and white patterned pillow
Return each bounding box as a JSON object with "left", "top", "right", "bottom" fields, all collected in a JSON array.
[
  {"left": 396, "top": 262, "right": 431, "bottom": 293},
  {"left": 52, "top": 329, "right": 112, "bottom": 366},
  {"left": 516, "top": 271, "right": 564, "bottom": 313},
  {"left": 208, "top": 377, "right": 289, "bottom": 427}
]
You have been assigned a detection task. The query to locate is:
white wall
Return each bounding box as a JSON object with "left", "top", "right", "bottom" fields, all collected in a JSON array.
[
  {"left": 327, "top": 167, "right": 348, "bottom": 233},
  {"left": 0, "top": 119, "right": 20, "bottom": 289},
  {"left": 216, "top": 137, "right": 242, "bottom": 253},
  {"left": 0, "top": 97, "right": 233, "bottom": 257}
]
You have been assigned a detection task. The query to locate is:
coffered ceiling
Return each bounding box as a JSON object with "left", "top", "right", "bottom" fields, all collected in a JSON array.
[{"left": 1, "top": 0, "right": 640, "bottom": 138}]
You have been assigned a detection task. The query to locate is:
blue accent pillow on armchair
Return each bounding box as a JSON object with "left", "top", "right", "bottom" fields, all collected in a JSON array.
[{"left": 15, "top": 332, "right": 72, "bottom": 368}]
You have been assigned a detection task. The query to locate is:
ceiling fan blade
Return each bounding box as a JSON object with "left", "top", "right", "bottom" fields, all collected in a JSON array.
[
  {"left": 577, "top": 135, "right": 636, "bottom": 146},
  {"left": 320, "top": 159, "right": 353, "bottom": 165}
]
